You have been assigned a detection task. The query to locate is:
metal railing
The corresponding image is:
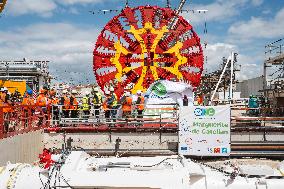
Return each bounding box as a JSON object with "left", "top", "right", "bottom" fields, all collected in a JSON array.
[
  {"left": 0, "top": 105, "right": 51, "bottom": 139},
  {"left": 1, "top": 104, "right": 284, "bottom": 139},
  {"left": 51, "top": 103, "right": 179, "bottom": 127},
  {"left": 265, "top": 38, "right": 284, "bottom": 59}
]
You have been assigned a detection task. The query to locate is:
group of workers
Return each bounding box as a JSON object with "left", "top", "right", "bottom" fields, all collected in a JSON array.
[{"left": 0, "top": 86, "right": 145, "bottom": 124}]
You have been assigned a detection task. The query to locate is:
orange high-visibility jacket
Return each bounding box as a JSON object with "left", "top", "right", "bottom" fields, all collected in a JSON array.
[
  {"left": 22, "top": 96, "right": 35, "bottom": 110},
  {"left": 0, "top": 93, "right": 6, "bottom": 107},
  {"left": 0, "top": 93, "right": 12, "bottom": 113},
  {"left": 51, "top": 97, "right": 59, "bottom": 105},
  {"left": 62, "top": 96, "right": 70, "bottom": 110},
  {"left": 46, "top": 97, "right": 59, "bottom": 111},
  {"left": 22, "top": 96, "right": 35, "bottom": 105},
  {"left": 197, "top": 96, "right": 203, "bottom": 105},
  {"left": 102, "top": 100, "right": 108, "bottom": 111},
  {"left": 69, "top": 96, "right": 78, "bottom": 110},
  {"left": 122, "top": 96, "right": 132, "bottom": 112},
  {"left": 36, "top": 94, "right": 47, "bottom": 107},
  {"left": 136, "top": 96, "right": 145, "bottom": 111}
]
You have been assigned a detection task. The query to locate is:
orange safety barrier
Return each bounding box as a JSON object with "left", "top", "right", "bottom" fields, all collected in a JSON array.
[{"left": 0, "top": 104, "right": 51, "bottom": 139}]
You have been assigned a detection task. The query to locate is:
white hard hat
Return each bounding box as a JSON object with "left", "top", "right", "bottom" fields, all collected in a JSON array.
[
  {"left": 93, "top": 87, "right": 99, "bottom": 92},
  {"left": 62, "top": 89, "right": 68, "bottom": 94},
  {"left": 71, "top": 90, "right": 77, "bottom": 94},
  {"left": 0, "top": 88, "right": 4, "bottom": 92},
  {"left": 105, "top": 91, "right": 110, "bottom": 95},
  {"left": 85, "top": 91, "right": 90, "bottom": 95},
  {"left": 137, "top": 90, "right": 142, "bottom": 94},
  {"left": 109, "top": 87, "right": 114, "bottom": 92},
  {"left": 3, "top": 87, "right": 8, "bottom": 91}
]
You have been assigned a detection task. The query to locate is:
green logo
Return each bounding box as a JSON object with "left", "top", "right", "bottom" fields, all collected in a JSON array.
[{"left": 152, "top": 82, "right": 167, "bottom": 97}]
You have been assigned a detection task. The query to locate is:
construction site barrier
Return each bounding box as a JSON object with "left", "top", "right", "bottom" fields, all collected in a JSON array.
[
  {"left": 50, "top": 103, "right": 178, "bottom": 128},
  {"left": 0, "top": 105, "right": 51, "bottom": 139},
  {"left": 1, "top": 104, "right": 284, "bottom": 138}
]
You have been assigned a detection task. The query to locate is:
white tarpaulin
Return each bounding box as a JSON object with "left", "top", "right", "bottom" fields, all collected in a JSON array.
[
  {"left": 144, "top": 80, "right": 194, "bottom": 118},
  {"left": 179, "top": 106, "right": 231, "bottom": 156},
  {"left": 145, "top": 80, "right": 194, "bottom": 106}
]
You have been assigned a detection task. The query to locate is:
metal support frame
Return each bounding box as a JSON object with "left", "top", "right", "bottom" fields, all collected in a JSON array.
[
  {"left": 167, "top": 0, "right": 187, "bottom": 30},
  {"left": 210, "top": 52, "right": 236, "bottom": 103}
]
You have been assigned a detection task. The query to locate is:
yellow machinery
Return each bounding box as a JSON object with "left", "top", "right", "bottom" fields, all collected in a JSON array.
[{"left": 0, "top": 80, "right": 26, "bottom": 96}]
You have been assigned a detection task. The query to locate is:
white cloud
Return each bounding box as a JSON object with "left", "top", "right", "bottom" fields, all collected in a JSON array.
[
  {"left": 203, "top": 43, "right": 236, "bottom": 73},
  {"left": 251, "top": 0, "right": 263, "bottom": 6},
  {"left": 55, "top": 0, "right": 105, "bottom": 5},
  {"left": 0, "top": 23, "right": 99, "bottom": 84},
  {"left": 228, "top": 7, "right": 284, "bottom": 40},
  {"left": 181, "top": 0, "right": 257, "bottom": 26},
  {"left": 6, "top": 0, "right": 57, "bottom": 17},
  {"left": 203, "top": 42, "right": 263, "bottom": 81},
  {"left": 6, "top": 0, "right": 116, "bottom": 17},
  {"left": 236, "top": 55, "right": 263, "bottom": 81}
]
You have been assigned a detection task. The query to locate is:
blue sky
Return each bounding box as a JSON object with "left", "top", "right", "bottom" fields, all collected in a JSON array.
[{"left": 0, "top": 0, "right": 283, "bottom": 85}]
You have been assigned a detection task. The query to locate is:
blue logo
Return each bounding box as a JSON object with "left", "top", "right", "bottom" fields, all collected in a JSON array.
[
  {"left": 180, "top": 147, "right": 187, "bottom": 151},
  {"left": 194, "top": 107, "right": 215, "bottom": 116}
]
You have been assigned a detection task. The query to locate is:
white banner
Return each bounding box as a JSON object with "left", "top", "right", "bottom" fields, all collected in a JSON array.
[
  {"left": 145, "top": 80, "right": 194, "bottom": 106},
  {"left": 144, "top": 80, "right": 194, "bottom": 118},
  {"left": 179, "top": 106, "right": 231, "bottom": 156}
]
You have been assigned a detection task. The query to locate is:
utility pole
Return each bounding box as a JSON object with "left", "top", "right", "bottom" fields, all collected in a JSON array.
[{"left": 229, "top": 51, "right": 235, "bottom": 102}]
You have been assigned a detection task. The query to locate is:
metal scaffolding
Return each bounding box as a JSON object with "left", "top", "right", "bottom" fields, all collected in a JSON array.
[
  {"left": 263, "top": 38, "right": 284, "bottom": 108},
  {"left": 196, "top": 53, "right": 240, "bottom": 102},
  {"left": 0, "top": 59, "right": 52, "bottom": 90}
]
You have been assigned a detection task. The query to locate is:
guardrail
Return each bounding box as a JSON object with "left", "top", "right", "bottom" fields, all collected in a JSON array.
[
  {"left": 1, "top": 104, "right": 284, "bottom": 138},
  {"left": 0, "top": 105, "right": 51, "bottom": 139},
  {"left": 51, "top": 103, "right": 178, "bottom": 128},
  {"left": 265, "top": 38, "right": 284, "bottom": 58}
]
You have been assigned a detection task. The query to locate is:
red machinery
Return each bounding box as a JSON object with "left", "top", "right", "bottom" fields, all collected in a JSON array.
[{"left": 93, "top": 5, "right": 203, "bottom": 97}]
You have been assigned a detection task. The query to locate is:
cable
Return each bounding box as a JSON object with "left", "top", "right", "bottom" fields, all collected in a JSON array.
[{"left": 133, "top": 157, "right": 180, "bottom": 168}]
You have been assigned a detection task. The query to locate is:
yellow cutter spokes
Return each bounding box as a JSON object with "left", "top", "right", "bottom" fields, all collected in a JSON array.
[{"left": 111, "top": 22, "right": 187, "bottom": 93}]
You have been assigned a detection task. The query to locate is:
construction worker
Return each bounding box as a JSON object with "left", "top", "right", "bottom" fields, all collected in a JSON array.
[
  {"left": 36, "top": 88, "right": 48, "bottom": 107},
  {"left": 135, "top": 90, "right": 144, "bottom": 123},
  {"left": 197, "top": 95, "right": 203, "bottom": 105},
  {"left": 10, "top": 88, "right": 21, "bottom": 105},
  {"left": 36, "top": 88, "right": 48, "bottom": 126},
  {"left": 92, "top": 87, "right": 103, "bottom": 119},
  {"left": 109, "top": 87, "right": 118, "bottom": 121},
  {"left": 82, "top": 91, "right": 91, "bottom": 118},
  {"left": 14, "top": 88, "right": 21, "bottom": 102},
  {"left": 0, "top": 87, "right": 11, "bottom": 108},
  {"left": 120, "top": 91, "right": 132, "bottom": 119},
  {"left": 60, "top": 89, "right": 70, "bottom": 118},
  {"left": 1, "top": 87, "right": 12, "bottom": 132},
  {"left": 22, "top": 89, "right": 35, "bottom": 127},
  {"left": 70, "top": 90, "right": 79, "bottom": 118},
  {"left": 103, "top": 91, "right": 111, "bottom": 123},
  {"left": 22, "top": 89, "right": 35, "bottom": 106},
  {"left": 49, "top": 89, "right": 59, "bottom": 125},
  {"left": 183, "top": 95, "right": 188, "bottom": 106}
]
